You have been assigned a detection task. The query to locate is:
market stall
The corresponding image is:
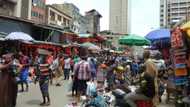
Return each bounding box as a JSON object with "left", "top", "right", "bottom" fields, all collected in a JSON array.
[
  {"left": 20, "top": 41, "right": 63, "bottom": 57},
  {"left": 146, "top": 29, "right": 171, "bottom": 61},
  {"left": 59, "top": 32, "right": 78, "bottom": 44},
  {"left": 169, "top": 26, "right": 190, "bottom": 106}
]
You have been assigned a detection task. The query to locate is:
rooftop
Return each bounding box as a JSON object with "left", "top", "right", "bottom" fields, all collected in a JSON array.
[{"left": 85, "top": 9, "right": 102, "bottom": 17}]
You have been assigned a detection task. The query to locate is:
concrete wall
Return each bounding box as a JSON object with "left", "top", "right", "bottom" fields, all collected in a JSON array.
[
  {"left": 0, "top": 1, "right": 16, "bottom": 16},
  {"left": 21, "top": 0, "right": 32, "bottom": 19}
]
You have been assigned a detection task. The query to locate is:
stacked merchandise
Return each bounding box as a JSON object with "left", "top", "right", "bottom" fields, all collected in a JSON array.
[{"left": 171, "top": 27, "right": 188, "bottom": 85}]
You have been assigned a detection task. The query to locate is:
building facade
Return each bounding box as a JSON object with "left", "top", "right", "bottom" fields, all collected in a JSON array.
[
  {"left": 52, "top": 3, "right": 88, "bottom": 33},
  {"left": 78, "top": 14, "right": 88, "bottom": 33},
  {"left": 109, "top": 0, "right": 129, "bottom": 34},
  {"left": 46, "top": 5, "right": 72, "bottom": 29},
  {"left": 31, "top": 0, "right": 46, "bottom": 24},
  {"left": 160, "top": 0, "right": 190, "bottom": 28},
  {"left": 52, "top": 3, "right": 80, "bottom": 33},
  {"left": 0, "top": 0, "right": 46, "bottom": 24},
  {"left": 85, "top": 9, "right": 102, "bottom": 33},
  {"left": 0, "top": 0, "right": 20, "bottom": 17}
]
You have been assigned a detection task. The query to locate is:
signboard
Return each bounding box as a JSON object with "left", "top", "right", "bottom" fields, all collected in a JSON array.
[{"left": 171, "top": 27, "right": 184, "bottom": 48}]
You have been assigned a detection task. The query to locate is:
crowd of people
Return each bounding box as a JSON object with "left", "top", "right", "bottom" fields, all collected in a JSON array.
[{"left": 0, "top": 48, "right": 177, "bottom": 107}]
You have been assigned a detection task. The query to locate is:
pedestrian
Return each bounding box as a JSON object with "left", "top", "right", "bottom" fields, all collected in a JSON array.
[
  {"left": 50, "top": 54, "right": 63, "bottom": 86},
  {"left": 89, "top": 58, "right": 97, "bottom": 80},
  {"left": 96, "top": 64, "right": 107, "bottom": 89},
  {"left": 73, "top": 48, "right": 91, "bottom": 101},
  {"left": 46, "top": 53, "right": 54, "bottom": 85},
  {"left": 0, "top": 53, "right": 20, "bottom": 107},
  {"left": 71, "top": 74, "right": 78, "bottom": 96},
  {"left": 70, "top": 56, "right": 74, "bottom": 73},
  {"left": 64, "top": 55, "right": 71, "bottom": 80},
  {"left": 18, "top": 51, "right": 29, "bottom": 92},
  {"left": 35, "top": 49, "right": 52, "bottom": 106},
  {"left": 106, "top": 59, "right": 117, "bottom": 90}
]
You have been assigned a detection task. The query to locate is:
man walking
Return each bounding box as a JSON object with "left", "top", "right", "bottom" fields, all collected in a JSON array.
[
  {"left": 74, "top": 48, "right": 91, "bottom": 101},
  {"left": 64, "top": 55, "right": 71, "bottom": 80}
]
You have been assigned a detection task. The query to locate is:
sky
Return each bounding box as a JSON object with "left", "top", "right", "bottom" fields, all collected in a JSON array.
[{"left": 46, "top": 0, "right": 160, "bottom": 36}]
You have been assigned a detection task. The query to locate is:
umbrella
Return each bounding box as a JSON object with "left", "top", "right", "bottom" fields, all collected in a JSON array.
[
  {"left": 145, "top": 29, "right": 170, "bottom": 42},
  {"left": 80, "top": 42, "right": 101, "bottom": 51},
  {"left": 5, "top": 32, "right": 34, "bottom": 41},
  {"left": 181, "top": 21, "right": 190, "bottom": 30},
  {"left": 119, "top": 34, "right": 151, "bottom": 46}
]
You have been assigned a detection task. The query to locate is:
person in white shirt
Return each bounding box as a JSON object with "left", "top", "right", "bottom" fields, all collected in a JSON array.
[{"left": 64, "top": 56, "right": 71, "bottom": 80}]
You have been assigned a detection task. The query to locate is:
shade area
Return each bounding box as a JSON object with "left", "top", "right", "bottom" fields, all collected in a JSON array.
[
  {"left": 145, "top": 29, "right": 170, "bottom": 41},
  {"left": 119, "top": 34, "right": 151, "bottom": 46}
]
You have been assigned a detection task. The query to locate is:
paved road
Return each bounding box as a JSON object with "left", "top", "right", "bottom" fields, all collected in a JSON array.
[
  {"left": 17, "top": 80, "right": 174, "bottom": 107},
  {"left": 17, "top": 80, "right": 73, "bottom": 107}
]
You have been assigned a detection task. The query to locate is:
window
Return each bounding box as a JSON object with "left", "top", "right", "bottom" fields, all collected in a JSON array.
[
  {"left": 31, "top": 11, "right": 38, "bottom": 17},
  {"left": 63, "top": 18, "right": 66, "bottom": 25},
  {"left": 39, "top": 14, "right": 43, "bottom": 19},
  {"left": 116, "top": 16, "right": 119, "bottom": 24},
  {"left": 58, "top": 15, "right": 62, "bottom": 21},
  {"left": 50, "top": 11, "right": 55, "bottom": 21},
  {"left": 31, "top": 12, "right": 35, "bottom": 17}
]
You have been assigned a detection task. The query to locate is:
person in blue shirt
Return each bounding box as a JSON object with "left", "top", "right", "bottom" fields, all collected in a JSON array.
[
  {"left": 131, "top": 60, "right": 139, "bottom": 78},
  {"left": 86, "top": 90, "right": 108, "bottom": 107}
]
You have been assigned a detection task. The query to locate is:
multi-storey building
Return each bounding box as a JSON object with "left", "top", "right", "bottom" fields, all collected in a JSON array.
[
  {"left": 0, "top": 0, "right": 29, "bottom": 18},
  {"left": 46, "top": 5, "right": 72, "bottom": 28},
  {"left": 109, "top": 0, "right": 129, "bottom": 34},
  {"left": 52, "top": 3, "right": 80, "bottom": 33},
  {"left": 85, "top": 9, "right": 102, "bottom": 33},
  {"left": 0, "top": 0, "right": 46, "bottom": 24},
  {"left": 160, "top": 0, "right": 190, "bottom": 28},
  {"left": 31, "top": 0, "right": 46, "bottom": 24},
  {"left": 51, "top": 3, "right": 88, "bottom": 33}
]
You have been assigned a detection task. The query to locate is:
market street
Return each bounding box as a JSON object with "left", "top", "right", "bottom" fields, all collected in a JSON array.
[
  {"left": 16, "top": 80, "right": 174, "bottom": 107},
  {"left": 17, "top": 80, "right": 73, "bottom": 107}
]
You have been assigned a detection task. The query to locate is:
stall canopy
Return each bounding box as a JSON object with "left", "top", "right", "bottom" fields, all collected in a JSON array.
[
  {"left": 77, "top": 33, "right": 106, "bottom": 43},
  {"left": 119, "top": 34, "right": 151, "bottom": 46},
  {"left": 145, "top": 29, "right": 170, "bottom": 42},
  {"left": 78, "top": 34, "right": 92, "bottom": 38},
  {"left": 80, "top": 42, "right": 97, "bottom": 47}
]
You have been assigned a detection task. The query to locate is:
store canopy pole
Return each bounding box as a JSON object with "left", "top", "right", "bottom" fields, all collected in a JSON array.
[{"left": 45, "top": 30, "right": 54, "bottom": 42}]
